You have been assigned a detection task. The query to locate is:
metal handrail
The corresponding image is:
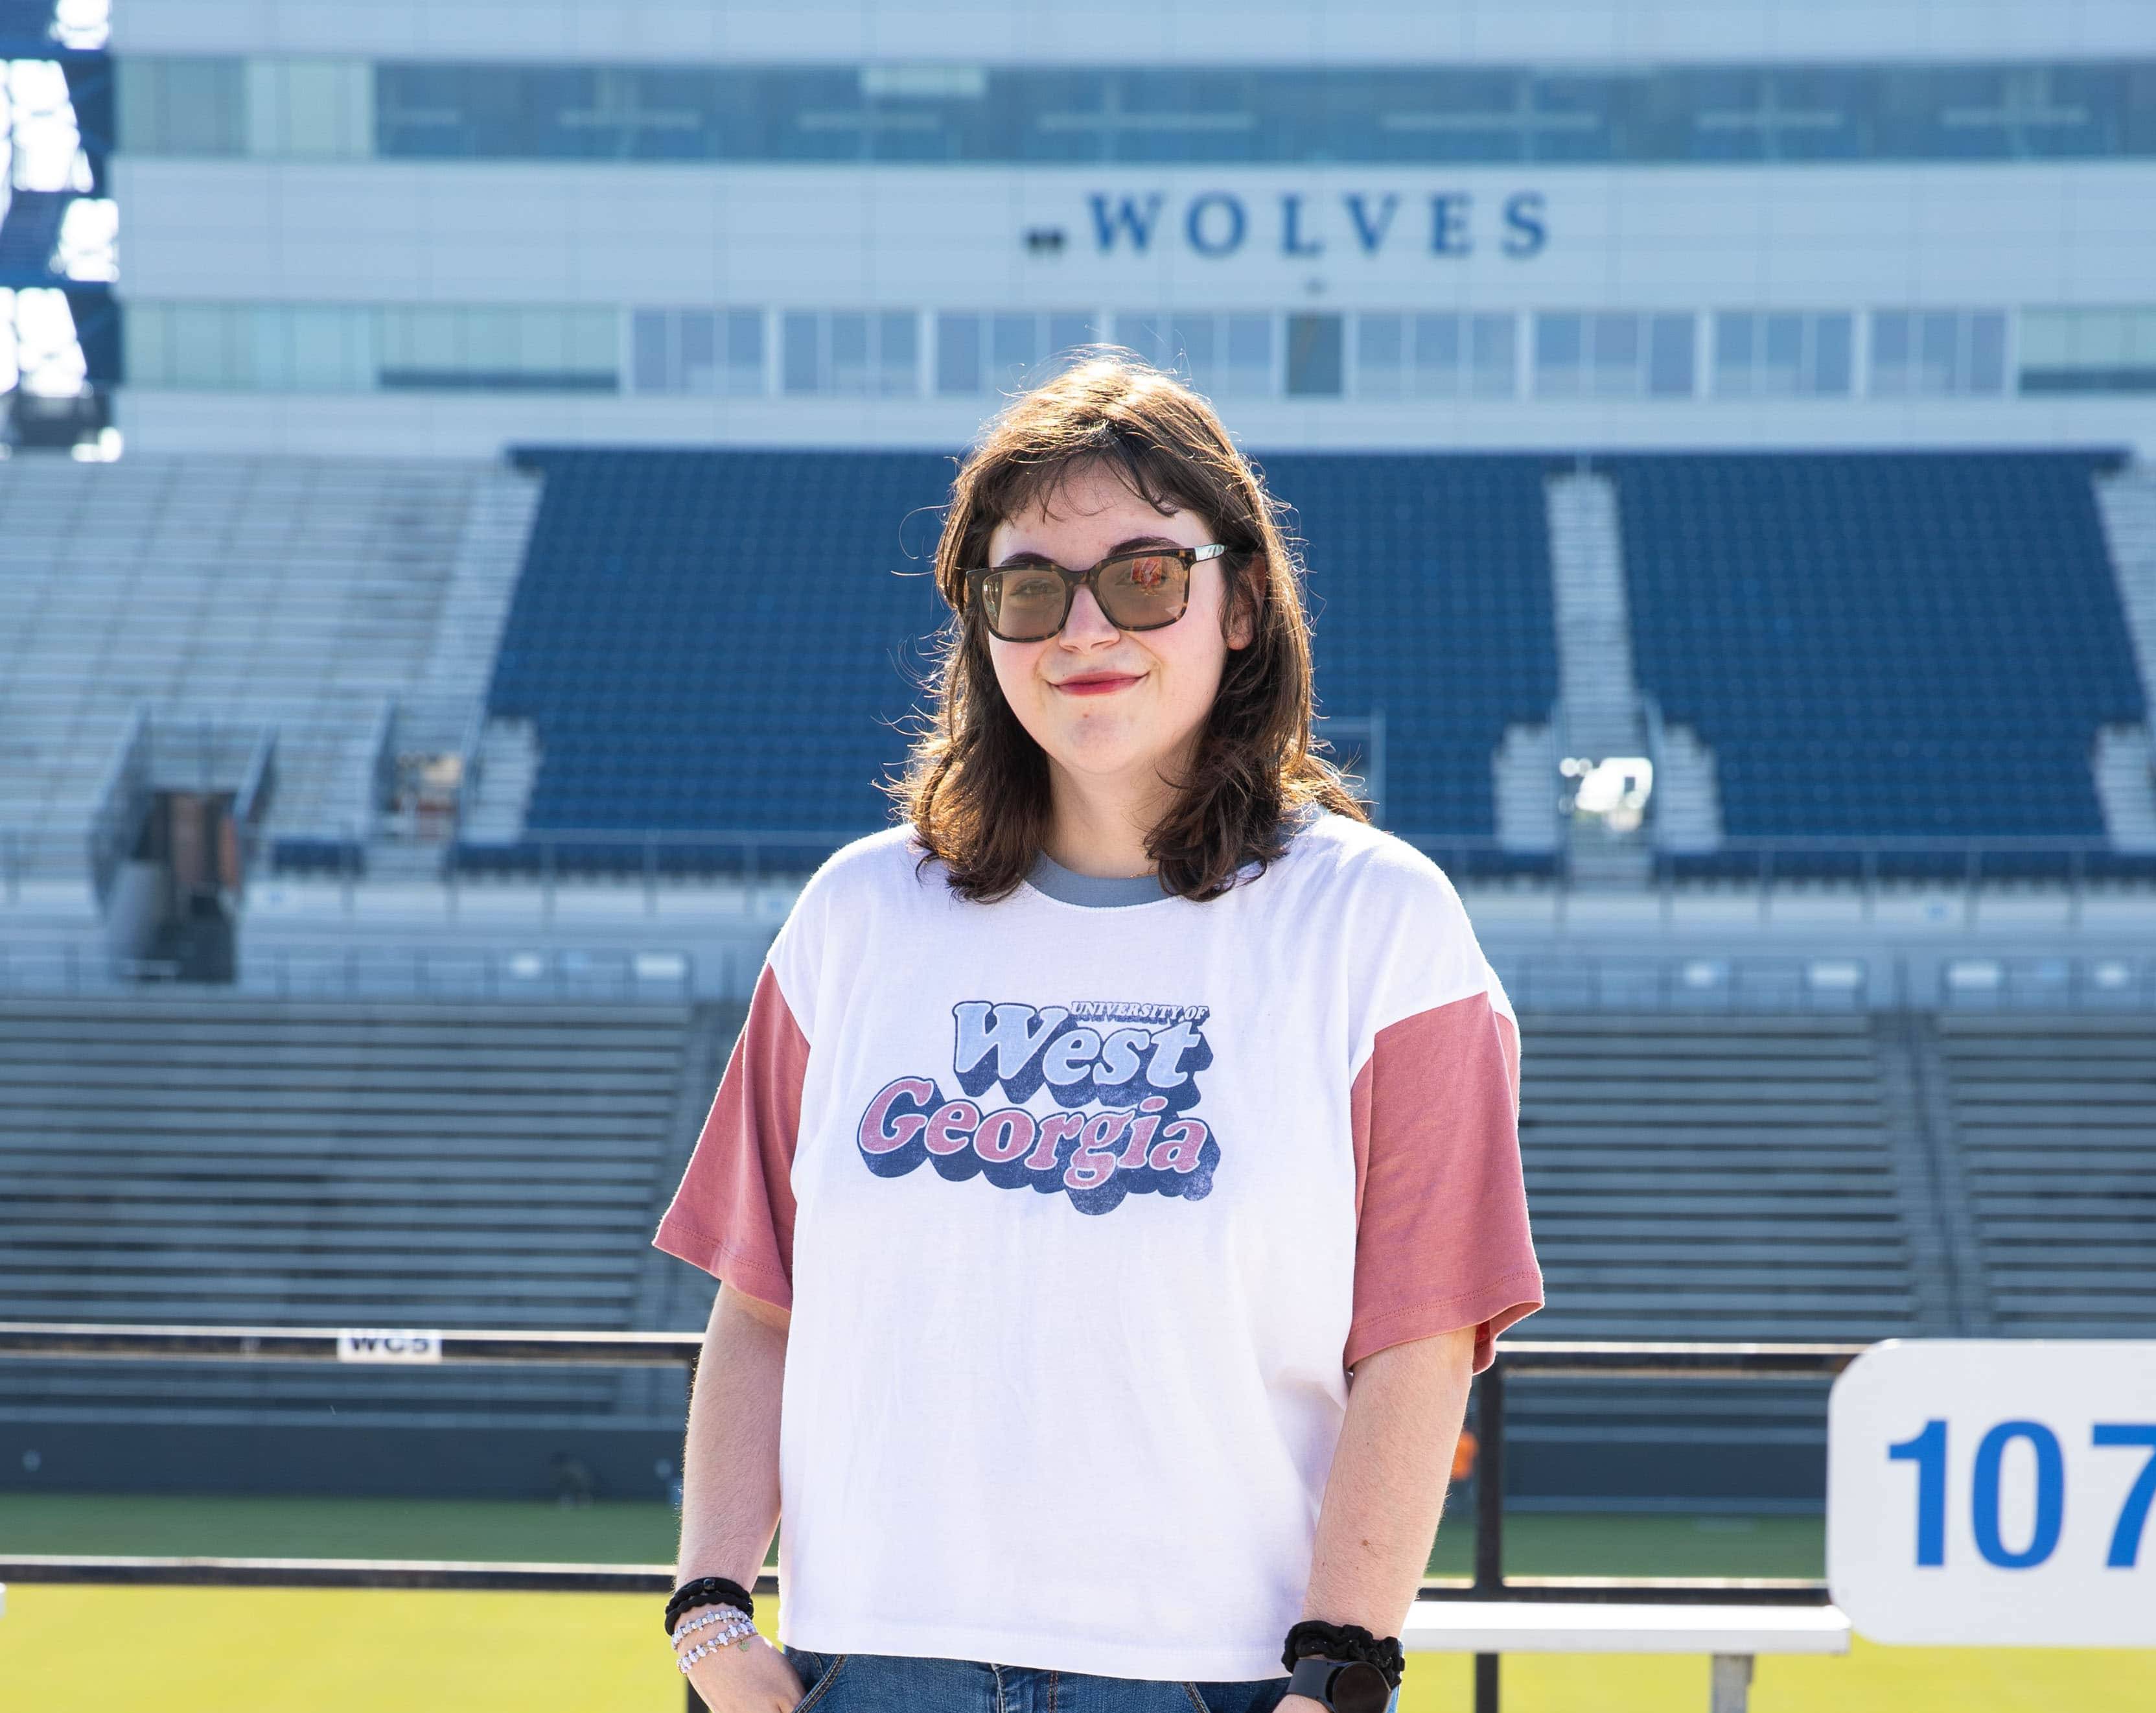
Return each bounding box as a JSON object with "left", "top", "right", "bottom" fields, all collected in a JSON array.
[{"left": 0, "top": 1325, "right": 1862, "bottom": 1713}]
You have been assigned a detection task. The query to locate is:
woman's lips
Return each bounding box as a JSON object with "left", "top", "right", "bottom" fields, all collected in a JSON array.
[{"left": 1053, "top": 674, "right": 1142, "bottom": 696}]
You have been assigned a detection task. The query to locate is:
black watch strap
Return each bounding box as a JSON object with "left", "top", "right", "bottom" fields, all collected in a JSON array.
[{"left": 1288, "top": 1655, "right": 1393, "bottom": 1712}]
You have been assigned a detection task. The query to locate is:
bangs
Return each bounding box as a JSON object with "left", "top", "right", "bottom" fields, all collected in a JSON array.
[{"left": 961, "top": 425, "right": 1231, "bottom": 574}]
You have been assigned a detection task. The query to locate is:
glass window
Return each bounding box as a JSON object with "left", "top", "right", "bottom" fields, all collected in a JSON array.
[
  {"left": 877, "top": 310, "right": 918, "bottom": 395},
  {"left": 168, "top": 304, "right": 244, "bottom": 388},
  {"left": 782, "top": 312, "right": 820, "bottom": 393},
  {"left": 474, "top": 309, "right": 527, "bottom": 375},
  {"left": 632, "top": 310, "right": 671, "bottom": 392},
  {"left": 1871, "top": 311, "right": 1912, "bottom": 393},
  {"left": 1412, "top": 314, "right": 1461, "bottom": 395},
  {"left": 1868, "top": 308, "right": 2007, "bottom": 397},
  {"left": 113, "top": 56, "right": 2156, "bottom": 167},
  {"left": 1916, "top": 310, "right": 1958, "bottom": 393},
  {"left": 288, "top": 306, "right": 371, "bottom": 390},
  {"left": 1047, "top": 314, "right": 1097, "bottom": 366},
  {"left": 723, "top": 310, "right": 763, "bottom": 391},
  {"left": 1713, "top": 311, "right": 1854, "bottom": 397},
  {"left": 567, "top": 309, "right": 617, "bottom": 375},
  {"left": 1760, "top": 313, "right": 1805, "bottom": 396},
  {"left": 1646, "top": 313, "right": 1695, "bottom": 396},
  {"left": 1813, "top": 314, "right": 1853, "bottom": 394},
  {"left": 1533, "top": 313, "right": 1584, "bottom": 397},
  {"left": 1588, "top": 312, "right": 1640, "bottom": 396},
  {"left": 828, "top": 312, "right": 871, "bottom": 393},
  {"left": 1714, "top": 311, "right": 1755, "bottom": 396},
  {"left": 990, "top": 313, "right": 1036, "bottom": 391},
  {"left": 1112, "top": 312, "right": 1167, "bottom": 367},
  {"left": 1966, "top": 310, "right": 2006, "bottom": 393},
  {"left": 1469, "top": 314, "right": 1516, "bottom": 396},
  {"left": 1170, "top": 314, "right": 1216, "bottom": 387},
  {"left": 2017, "top": 306, "right": 2156, "bottom": 393},
  {"left": 633, "top": 309, "right": 761, "bottom": 393},
  {"left": 678, "top": 310, "right": 718, "bottom": 393},
  {"left": 1284, "top": 313, "right": 1342, "bottom": 397},
  {"left": 937, "top": 312, "right": 982, "bottom": 394},
  {"left": 1356, "top": 314, "right": 1405, "bottom": 399},
  {"left": 120, "top": 58, "right": 248, "bottom": 156},
  {"left": 1223, "top": 315, "right": 1272, "bottom": 394},
  {"left": 124, "top": 302, "right": 172, "bottom": 386}
]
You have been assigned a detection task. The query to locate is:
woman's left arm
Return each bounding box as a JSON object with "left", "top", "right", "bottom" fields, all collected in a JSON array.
[{"left": 1282, "top": 1323, "right": 1479, "bottom": 1710}]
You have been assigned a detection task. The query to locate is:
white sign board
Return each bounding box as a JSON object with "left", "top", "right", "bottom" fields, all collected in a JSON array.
[
  {"left": 1828, "top": 1339, "right": 2156, "bottom": 1646},
  {"left": 336, "top": 1329, "right": 443, "bottom": 1363}
]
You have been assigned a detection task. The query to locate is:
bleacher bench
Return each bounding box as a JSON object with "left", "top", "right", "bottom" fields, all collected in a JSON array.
[{"left": 1403, "top": 1600, "right": 1852, "bottom": 1713}]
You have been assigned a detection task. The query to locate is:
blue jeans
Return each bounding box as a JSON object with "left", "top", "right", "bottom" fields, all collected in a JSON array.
[{"left": 780, "top": 1647, "right": 1301, "bottom": 1713}]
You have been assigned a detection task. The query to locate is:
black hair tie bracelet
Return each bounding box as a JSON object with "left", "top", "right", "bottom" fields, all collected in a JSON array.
[
  {"left": 1282, "top": 1618, "right": 1406, "bottom": 1690},
  {"left": 664, "top": 1576, "right": 756, "bottom": 1638}
]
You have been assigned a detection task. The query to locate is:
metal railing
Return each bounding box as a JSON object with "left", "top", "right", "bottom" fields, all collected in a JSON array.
[
  {"left": 0, "top": 940, "right": 708, "bottom": 1003},
  {"left": 0, "top": 1322, "right": 1862, "bottom": 1713},
  {"left": 244, "top": 823, "right": 2156, "bottom": 919}
]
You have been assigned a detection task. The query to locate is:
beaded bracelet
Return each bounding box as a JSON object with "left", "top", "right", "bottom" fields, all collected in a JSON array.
[
  {"left": 670, "top": 1608, "right": 748, "bottom": 1644},
  {"left": 676, "top": 1615, "right": 759, "bottom": 1675}
]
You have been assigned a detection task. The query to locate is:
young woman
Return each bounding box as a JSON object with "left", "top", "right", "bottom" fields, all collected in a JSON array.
[{"left": 653, "top": 354, "right": 1542, "bottom": 1713}]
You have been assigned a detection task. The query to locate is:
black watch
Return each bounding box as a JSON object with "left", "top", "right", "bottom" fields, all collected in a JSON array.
[{"left": 1287, "top": 1655, "right": 1392, "bottom": 1712}]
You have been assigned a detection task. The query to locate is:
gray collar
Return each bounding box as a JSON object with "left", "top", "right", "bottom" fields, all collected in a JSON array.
[
  {"left": 1023, "top": 805, "right": 1326, "bottom": 907},
  {"left": 1024, "top": 848, "right": 1177, "bottom": 907}
]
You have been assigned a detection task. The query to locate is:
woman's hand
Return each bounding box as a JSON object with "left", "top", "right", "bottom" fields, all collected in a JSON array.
[
  {"left": 676, "top": 1628, "right": 806, "bottom": 1711},
  {"left": 1277, "top": 1698, "right": 1328, "bottom": 1713}
]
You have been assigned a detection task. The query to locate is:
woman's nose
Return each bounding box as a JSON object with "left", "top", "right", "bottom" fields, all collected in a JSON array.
[{"left": 1061, "top": 583, "right": 1119, "bottom": 642}]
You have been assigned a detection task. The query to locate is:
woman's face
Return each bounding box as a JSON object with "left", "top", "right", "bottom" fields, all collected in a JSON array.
[{"left": 982, "top": 461, "right": 1253, "bottom": 806}]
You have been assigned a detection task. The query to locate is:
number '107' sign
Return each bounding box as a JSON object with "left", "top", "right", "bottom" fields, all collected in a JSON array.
[{"left": 1828, "top": 1340, "right": 2156, "bottom": 1646}]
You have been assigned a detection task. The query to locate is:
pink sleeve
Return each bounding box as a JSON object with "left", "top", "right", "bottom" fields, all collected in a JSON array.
[
  {"left": 651, "top": 961, "right": 808, "bottom": 1311},
  {"left": 1344, "top": 991, "right": 1542, "bottom": 1375}
]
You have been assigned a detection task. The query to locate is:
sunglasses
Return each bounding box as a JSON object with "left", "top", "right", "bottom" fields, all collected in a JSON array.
[{"left": 963, "top": 543, "right": 1229, "bottom": 643}]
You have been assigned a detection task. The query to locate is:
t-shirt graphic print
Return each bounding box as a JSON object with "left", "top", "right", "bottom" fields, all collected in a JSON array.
[
  {"left": 653, "top": 810, "right": 1543, "bottom": 1684},
  {"left": 861, "top": 997, "right": 1220, "bottom": 1213}
]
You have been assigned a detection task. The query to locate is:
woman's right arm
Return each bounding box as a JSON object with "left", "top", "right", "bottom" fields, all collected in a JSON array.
[{"left": 675, "top": 1279, "right": 806, "bottom": 1711}]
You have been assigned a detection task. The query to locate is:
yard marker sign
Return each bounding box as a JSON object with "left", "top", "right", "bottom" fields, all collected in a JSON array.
[{"left": 1829, "top": 1340, "right": 2156, "bottom": 1646}]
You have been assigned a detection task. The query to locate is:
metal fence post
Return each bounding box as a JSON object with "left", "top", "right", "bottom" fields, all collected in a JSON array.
[
  {"left": 681, "top": 1342, "right": 708, "bottom": 1713},
  {"left": 1472, "top": 1357, "right": 1507, "bottom": 1713}
]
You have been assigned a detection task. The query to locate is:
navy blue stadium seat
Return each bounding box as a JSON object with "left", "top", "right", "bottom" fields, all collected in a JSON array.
[
  {"left": 1609, "top": 450, "right": 2144, "bottom": 867},
  {"left": 482, "top": 449, "right": 955, "bottom": 869},
  {"left": 1256, "top": 453, "right": 1559, "bottom": 843},
  {"left": 476, "top": 449, "right": 1560, "bottom": 870}
]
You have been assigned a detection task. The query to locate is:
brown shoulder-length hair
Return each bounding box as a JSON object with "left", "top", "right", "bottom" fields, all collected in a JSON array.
[{"left": 883, "top": 350, "right": 1370, "bottom": 903}]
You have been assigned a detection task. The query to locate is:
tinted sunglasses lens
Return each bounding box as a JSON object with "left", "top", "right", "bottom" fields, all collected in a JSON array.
[
  {"left": 984, "top": 568, "right": 1067, "bottom": 641},
  {"left": 1097, "top": 553, "right": 1190, "bottom": 629}
]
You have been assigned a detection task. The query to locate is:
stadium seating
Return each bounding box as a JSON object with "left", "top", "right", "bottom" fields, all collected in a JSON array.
[
  {"left": 1518, "top": 1013, "right": 1925, "bottom": 1342},
  {"left": 473, "top": 450, "right": 1560, "bottom": 866},
  {"left": 1253, "top": 454, "right": 1560, "bottom": 841},
  {"left": 0, "top": 454, "right": 535, "bottom": 876},
  {"left": 1606, "top": 450, "right": 2147, "bottom": 868},
  {"left": 1505, "top": 1012, "right": 1935, "bottom": 1504},
  {"left": 477, "top": 449, "right": 954, "bottom": 869},
  {"left": 0, "top": 992, "right": 726, "bottom": 1427},
  {"left": 1930, "top": 1014, "right": 2156, "bottom": 1337}
]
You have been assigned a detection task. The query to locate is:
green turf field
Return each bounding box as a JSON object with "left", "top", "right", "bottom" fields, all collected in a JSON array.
[
  {"left": 0, "top": 1492, "right": 1829, "bottom": 1578},
  {"left": 2, "top": 1496, "right": 2148, "bottom": 1711}
]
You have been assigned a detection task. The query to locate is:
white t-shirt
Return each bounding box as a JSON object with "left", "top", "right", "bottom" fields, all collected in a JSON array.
[{"left": 654, "top": 808, "right": 1542, "bottom": 1682}]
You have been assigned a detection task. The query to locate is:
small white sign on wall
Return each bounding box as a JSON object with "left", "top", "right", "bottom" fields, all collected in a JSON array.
[
  {"left": 1827, "top": 1339, "right": 2156, "bottom": 1647},
  {"left": 335, "top": 1329, "right": 443, "bottom": 1363}
]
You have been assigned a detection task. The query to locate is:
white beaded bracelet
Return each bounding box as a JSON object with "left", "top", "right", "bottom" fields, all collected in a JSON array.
[
  {"left": 676, "top": 1617, "right": 758, "bottom": 1673},
  {"left": 671, "top": 1607, "right": 745, "bottom": 1642}
]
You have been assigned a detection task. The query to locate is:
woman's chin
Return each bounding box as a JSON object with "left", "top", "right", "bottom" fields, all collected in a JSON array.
[{"left": 1043, "top": 734, "right": 1164, "bottom": 779}]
